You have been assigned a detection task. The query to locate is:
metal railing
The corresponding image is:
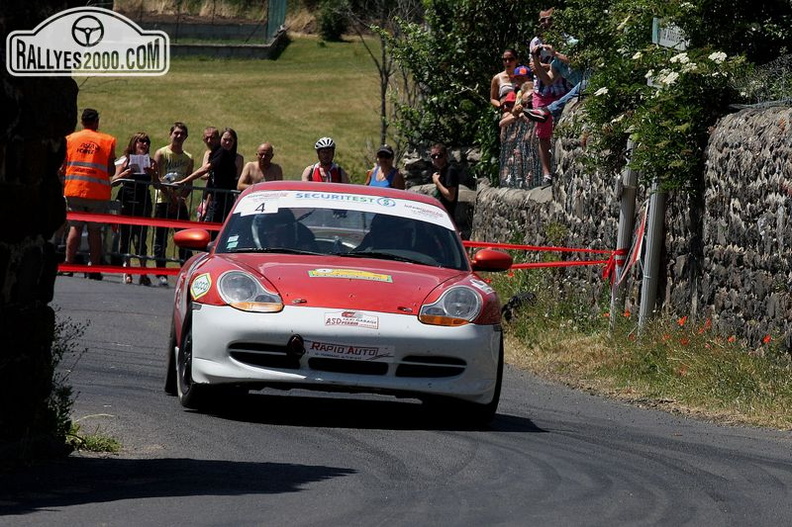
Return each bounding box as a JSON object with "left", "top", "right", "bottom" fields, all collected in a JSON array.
[{"left": 55, "top": 179, "right": 240, "bottom": 276}]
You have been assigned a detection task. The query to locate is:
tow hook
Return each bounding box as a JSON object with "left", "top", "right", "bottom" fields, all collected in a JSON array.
[{"left": 287, "top": 335, "right": 305, "bottom": 359}]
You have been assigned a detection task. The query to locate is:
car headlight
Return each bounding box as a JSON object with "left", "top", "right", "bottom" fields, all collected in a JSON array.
[
  {"left": 419, "top": 286, "right": 482, "bottom": 326},
  {"left": 217, "top": 271, "right": 283, "bottom": 313}
]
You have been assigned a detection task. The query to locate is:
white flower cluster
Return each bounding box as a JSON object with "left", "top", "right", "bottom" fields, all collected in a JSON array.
[
  {"left": 708, "top": 51, "right": 727, "bottom": 64},
  {"left": 652, "top": 68, "right": 680, "bottom": 87},
  {"left": 670, "top": 52, "right": 690, "bottom": 64}
]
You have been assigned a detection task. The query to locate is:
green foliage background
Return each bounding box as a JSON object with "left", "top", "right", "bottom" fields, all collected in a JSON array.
[
  {"left": 385, "top": 0, "right": 792, "bottom": 188},
  {"left": 387, "top": 0, "right": 547, "bottom": 182}
]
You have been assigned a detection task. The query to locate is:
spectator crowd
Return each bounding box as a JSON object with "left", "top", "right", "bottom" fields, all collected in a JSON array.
[
  {"left": 58, "top": 109, "right": 457, "bottom": 286},
  {"left": 494, "top": 6, "right": 586, "bottom": 190}
]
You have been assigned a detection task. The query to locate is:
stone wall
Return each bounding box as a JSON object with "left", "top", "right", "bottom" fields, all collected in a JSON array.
[
  {"left": 1, "top": 0, "right": 78, "bottom": 463},
  {"left": 468, "top": 105, "right": 792, "bottom": 351}
]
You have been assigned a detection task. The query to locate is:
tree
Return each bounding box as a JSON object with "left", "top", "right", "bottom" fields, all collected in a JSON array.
[
  {"left": 387, "top": 0, "right": 547, "bottom": 181},
  {"left": 554, "top": 0, "right": 792, "bottom": 190},
  {"left": 339, "top": 0, "right": 424, "bottom": 147}
]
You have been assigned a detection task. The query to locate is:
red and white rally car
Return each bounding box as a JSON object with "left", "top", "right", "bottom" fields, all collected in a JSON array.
[{"left": 164, "top": 181, "right": 513, "bottom": 424}]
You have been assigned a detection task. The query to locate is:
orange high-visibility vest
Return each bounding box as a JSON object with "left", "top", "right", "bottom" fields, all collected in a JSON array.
[{"left": 63, "top": 128, "right": 116, "bottom": 200}]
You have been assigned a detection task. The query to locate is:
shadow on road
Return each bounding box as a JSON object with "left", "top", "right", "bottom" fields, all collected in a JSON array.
[
  {"left": 0, "top": 456, "right": 355, "bottom": 516},
  {"left": 187, "top": 391, "right": 547, "bottom": 433}
]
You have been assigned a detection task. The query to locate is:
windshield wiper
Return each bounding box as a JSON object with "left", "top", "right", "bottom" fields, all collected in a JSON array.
[
  {"left": 223, "top": 247, "right": 318, "bottom": 255},
  {"left": 344, "top": 250, "right": 425, "bottom": 265}
]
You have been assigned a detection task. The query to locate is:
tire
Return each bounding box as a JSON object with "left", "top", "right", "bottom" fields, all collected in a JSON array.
[
  {"left": 164, "top": 324, "right": 177, "bottom": 395},
  {"left": 176, "top": 323, "right": 210, "bottom": 409},
  {"left": 424, "top": 338, "right": 504, "bottom": 428}
]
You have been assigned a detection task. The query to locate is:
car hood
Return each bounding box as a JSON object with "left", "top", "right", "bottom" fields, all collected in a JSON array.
[{"left": 222, "top": 253, "right": 468, "bottom": 314}]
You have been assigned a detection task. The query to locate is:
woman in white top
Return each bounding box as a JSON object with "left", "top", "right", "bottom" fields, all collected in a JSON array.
[
  {"left": 490, "top": 48, "right": 519, "bottom": 110},
  {"left": 112, "top": 132, "right": 158, "bottom": 285}
]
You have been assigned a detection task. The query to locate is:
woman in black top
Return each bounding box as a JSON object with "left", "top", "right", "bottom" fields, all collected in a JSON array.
[{"left": 181, "top": 127, "right": 244, "bottom": 226}]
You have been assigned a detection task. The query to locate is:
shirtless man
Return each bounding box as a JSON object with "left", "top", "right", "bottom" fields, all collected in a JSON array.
[{"left": 237, "top": 142, "right": 283, "bottom": 190}]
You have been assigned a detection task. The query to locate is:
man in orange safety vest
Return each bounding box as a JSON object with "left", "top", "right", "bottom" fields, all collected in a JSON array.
[{"left": 61, "top": 108, "right": 117, "bottom": 280}]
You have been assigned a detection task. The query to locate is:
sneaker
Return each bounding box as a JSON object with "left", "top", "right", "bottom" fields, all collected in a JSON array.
[
  {"left": 87, "top": 272, "right": 103, "bottom": 281},
  {"left": 58, "top": 271, "right": 73, "bottom": 277},
  {"left": 139, "top": 275, "right": 152, "bottom": 286},
  {"left": 158, "top": 276, "right": 169, "bottom": 287},
  {"left": 524, "top": 107, "right": 551, "bottom": 123},
  {"left": 123, "top": 273, "right": 133, "bottom": 284}
]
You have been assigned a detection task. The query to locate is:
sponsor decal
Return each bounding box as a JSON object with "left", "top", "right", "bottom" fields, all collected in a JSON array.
[
  {"left": 403, "top": 202, "right": 447, "bottom": 223},
  {"left": 228, "top": 190, "right": 455, "bottom": 229},
  {"left": 295, "top": 192, "right": 380, "bottom": 204},
  {"left": 309, "top": 268, "right": 393, "bottom": 283},
  {"left": 234, "top": 192, "right": 290, "bottom": 217},
  {"left": 324, "top": 311, "right": 379, "bottom": 329},
  {"left": 6, "top": 7, "right": 169, "bottom": 77},
  {"left": 190, "top": 273, "right": 212, "bottom": 300},
  {"left": 305, "top": 339, "right": 394, "bottom": 362}
]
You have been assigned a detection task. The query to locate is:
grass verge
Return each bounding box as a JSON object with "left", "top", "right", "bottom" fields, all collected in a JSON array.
[
  {"left": 67, "top": 421, "right": 122, "bottom": 454},
  {"left": 488, "top": 266, "right": 792, "bottom": 430},
  {"left": 76, "top": 34, "right": 382, "bottom": 182}
]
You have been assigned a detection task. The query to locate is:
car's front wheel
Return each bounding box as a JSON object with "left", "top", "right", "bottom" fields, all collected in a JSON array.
[
  {"left": 164, "top": 323, "right": 177, "bottom": 395},
  {"left": 176, "top": 323, "right": 210, "bottom": 409}
]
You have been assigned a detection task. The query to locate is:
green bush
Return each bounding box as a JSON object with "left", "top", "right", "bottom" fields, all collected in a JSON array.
[
  {"left": 388, "top": 0, "right": 545, "bottom": 184},
  {"left": 318, "top": 0, "right": 349, "bottom": 42}
]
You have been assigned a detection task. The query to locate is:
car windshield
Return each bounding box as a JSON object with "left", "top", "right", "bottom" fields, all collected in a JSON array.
[{"left": 215, "top": 191, "right": 468, "bottom": 270}]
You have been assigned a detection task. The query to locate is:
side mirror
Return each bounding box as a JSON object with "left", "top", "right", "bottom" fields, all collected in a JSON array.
[
  {"left": 173, "top": 228, "right": 211, "bottom": 251},
  {"left": 470, "top": 248, "right": 513, "bottom": 272}
]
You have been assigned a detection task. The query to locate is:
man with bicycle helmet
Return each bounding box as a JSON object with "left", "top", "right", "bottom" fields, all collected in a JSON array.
[{"left": 301, "top": 136, "right": 350, "bottom": 183}]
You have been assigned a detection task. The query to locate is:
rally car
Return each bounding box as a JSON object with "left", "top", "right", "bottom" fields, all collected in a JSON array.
[{"left": 164, "top": 181, "right": 513, "bottom": 424}]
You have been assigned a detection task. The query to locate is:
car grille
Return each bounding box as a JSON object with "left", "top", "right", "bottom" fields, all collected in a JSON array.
[
  {"left": 229, "top": 343, "right": 300, "bottom": 369},
  {"left": 307, "top": 358, "right": 388, "bottom": 375},
  {"left": 229, "top": 343, "right": 467, "bottom": 378},
  {"left": 395, "top": 355, "right": 467, "bottom": 378}
]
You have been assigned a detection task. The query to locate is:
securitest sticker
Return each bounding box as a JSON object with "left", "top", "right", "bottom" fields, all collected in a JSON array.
[
  {"left": 190, "top": 273, "right": 212, "bottom": 300},
  {"left": 308, "top": 268, "right": 393, "bottom": 283},
  {"left": 324, "top": 311, "right": 379, "bottom": 329}
]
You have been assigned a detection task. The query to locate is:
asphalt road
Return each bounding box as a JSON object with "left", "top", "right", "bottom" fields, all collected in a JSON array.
[{"left": 2, "top": 275, "right": 792, "bottom": 526}]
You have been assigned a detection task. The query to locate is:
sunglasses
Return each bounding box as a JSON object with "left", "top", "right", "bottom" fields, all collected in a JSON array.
[
  {"left": 431, "top": 153, "right": 444, "bottom": 160},
  {"left": 540, "top": 16, "right": 553, "bottom": 22},
  {"left": 138, "top": 139, "right": 150, "bottom": 144}
]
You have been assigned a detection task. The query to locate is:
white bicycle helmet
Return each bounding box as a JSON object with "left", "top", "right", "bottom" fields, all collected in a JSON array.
[{"left": 314, "top": 137, "right": 335, "bottom": 150}]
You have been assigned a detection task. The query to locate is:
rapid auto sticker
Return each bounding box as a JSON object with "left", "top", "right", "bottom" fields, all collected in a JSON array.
[
  {"left": 308, "top": 268, "right": 393, "bottom": 283},
  {"left": 304, "top": 339, "right": 394, "bottom": 362},
  {"left": 324, "top": 311, "right": 379, "bottom": 329},
  {"left": 232, "top": 190, "right": 455, "bottom": 229},
  {"left": 190, "top": 273, "right": 212, "bottom": 300}
]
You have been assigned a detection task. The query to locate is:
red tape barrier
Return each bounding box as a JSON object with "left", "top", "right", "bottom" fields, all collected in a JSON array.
[
  {"left": 58, "top": 211, "right": 221, "bottom": 277},
  {"left": 61, "top": 213, "right": 631, "bottom": 281},
  {"left": 463, "top": 240, "right": 629, "bottom": 279},
  {"left": 67, "top": 211, "right": 223, "bottom": 231}
]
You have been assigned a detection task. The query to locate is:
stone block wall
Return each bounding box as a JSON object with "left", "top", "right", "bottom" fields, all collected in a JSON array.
[{"left": 468, "top": 105, "right": 792, "bottom": 351}]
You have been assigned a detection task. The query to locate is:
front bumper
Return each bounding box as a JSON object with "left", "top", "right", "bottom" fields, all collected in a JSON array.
[{"left": 188, "top": 304, "right": 502, "bottom": 404}]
